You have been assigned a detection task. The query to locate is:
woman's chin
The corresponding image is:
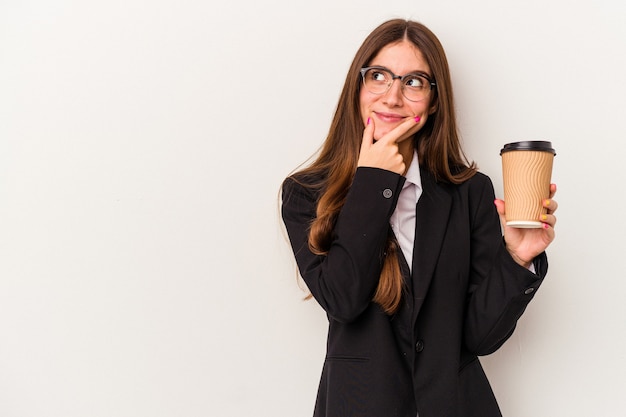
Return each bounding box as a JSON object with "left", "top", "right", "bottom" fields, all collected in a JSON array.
[{"left": 373, "top": 128, "right": 392, "bottom": 141}]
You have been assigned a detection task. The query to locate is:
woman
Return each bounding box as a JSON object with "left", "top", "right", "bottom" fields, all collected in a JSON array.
[{"left": 281, "top": 19, "right": 557, "bottom": 417}]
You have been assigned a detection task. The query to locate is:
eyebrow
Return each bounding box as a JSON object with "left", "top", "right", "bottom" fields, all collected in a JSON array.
[{"left": 368, "top": 65, "right": 433, "bottom": 80}]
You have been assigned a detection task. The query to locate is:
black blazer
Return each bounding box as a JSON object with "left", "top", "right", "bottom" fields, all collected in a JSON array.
[{"left": 281, "top": 167, "right": 547, "bottom": 417}]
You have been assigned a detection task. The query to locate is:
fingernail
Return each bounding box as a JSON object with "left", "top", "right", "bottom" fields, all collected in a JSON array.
[
  {"left": 543, "top": 223, "right": 550, "bottom": 229},
  {"left": 544, "top": 199, "right": 551, "bottom": 207},
  {"left": 414, "top": 116, "right": 421, "bottom": 122},
  {"left": 367, "top": 117, "right": 371, "bottom": 125},
  {"left": 541, "top": 214, "right": 548, "bottom": 221}
]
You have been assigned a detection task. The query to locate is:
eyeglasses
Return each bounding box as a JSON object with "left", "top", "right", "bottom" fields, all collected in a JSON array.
[{"left": 360, "top": 66, "right": 436, "bottom": 102}]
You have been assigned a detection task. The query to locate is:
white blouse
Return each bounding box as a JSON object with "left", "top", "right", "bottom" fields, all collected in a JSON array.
[{"left": 389, "top": 150, "right": 421, "bottom": 272}]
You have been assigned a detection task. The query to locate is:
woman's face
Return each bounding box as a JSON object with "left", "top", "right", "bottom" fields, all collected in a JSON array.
[{"left": 359, "top": 40, "right": 435, "bottom": 141}]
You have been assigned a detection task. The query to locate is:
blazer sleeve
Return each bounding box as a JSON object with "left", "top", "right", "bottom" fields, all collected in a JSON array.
[
  {"left": 463, "top": 174, "right": 548, "bottom": 355},
  {"left": 281, "top": 167, "right": 405, "bottom": 323}
]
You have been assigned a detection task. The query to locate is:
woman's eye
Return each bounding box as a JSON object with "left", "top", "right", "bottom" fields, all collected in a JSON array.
[
  {"left": 371, "top": 71, "right": 388, "bottom": 82},
  {"left": 405, "top": 76, "right": 425, "bottom": 88}
]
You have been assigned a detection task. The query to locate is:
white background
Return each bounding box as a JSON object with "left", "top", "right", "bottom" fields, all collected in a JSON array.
[{"left": 1, "top": 1, "right": 625, "bottom": 416}]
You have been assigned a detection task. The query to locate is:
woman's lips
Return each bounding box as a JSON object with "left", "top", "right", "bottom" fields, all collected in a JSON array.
[{"left": 375, "top": 112, "right": 407, "bottom": 123}]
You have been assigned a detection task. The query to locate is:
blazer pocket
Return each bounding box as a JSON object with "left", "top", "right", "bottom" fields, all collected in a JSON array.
[
  {"left": 325, "top": 355, "right": 370, "bottom": 363},
  {"left": 321, "top": 356, "right": 374, "bottom": 414}
]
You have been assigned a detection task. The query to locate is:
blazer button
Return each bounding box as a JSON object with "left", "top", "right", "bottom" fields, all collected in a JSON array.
[
  {"left": 524, "top": 287, "right": 535, "bottom": 295},
  {"left": 382, "top": 188, "right": 393, "bottom": 198},
  {"left": 415, "top": 340, "right": 424, "bottom": 353}
]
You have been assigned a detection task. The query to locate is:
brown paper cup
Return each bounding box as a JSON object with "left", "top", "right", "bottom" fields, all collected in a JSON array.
[{"left": 501, "top": 141, "right": 556, "bottom": 228}]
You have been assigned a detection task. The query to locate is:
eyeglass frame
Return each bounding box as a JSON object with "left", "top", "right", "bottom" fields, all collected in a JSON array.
[{"left": 359, "top": 66, "right": 437, "bottom": 102}]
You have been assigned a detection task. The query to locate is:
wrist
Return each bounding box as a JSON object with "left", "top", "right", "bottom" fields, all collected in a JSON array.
[{"left": 508, "top": 250, "right": 532, "bottom": 269}]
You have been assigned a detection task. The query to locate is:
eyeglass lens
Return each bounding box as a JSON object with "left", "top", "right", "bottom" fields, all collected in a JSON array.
[{"left": 362, "top": 68, "right": 432, "bottom": 102}]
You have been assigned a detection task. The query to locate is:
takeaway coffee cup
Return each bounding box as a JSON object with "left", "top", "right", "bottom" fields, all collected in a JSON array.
[{"left": 500, "top": 141, "right": 556, "bottom": 228}]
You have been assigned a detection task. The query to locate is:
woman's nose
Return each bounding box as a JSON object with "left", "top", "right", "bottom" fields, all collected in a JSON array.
[{"left": 383, "top": 79, "right": 404, "bottom": 106}]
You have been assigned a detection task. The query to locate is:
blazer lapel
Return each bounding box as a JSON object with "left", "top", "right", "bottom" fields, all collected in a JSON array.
[{"left": 411, "top": 168, "right": 452, "bottom": 322}]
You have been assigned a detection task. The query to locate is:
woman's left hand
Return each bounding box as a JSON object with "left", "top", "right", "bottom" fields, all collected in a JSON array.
[{"left": 494, "top": 184, "right": 558, "bottom": 268}]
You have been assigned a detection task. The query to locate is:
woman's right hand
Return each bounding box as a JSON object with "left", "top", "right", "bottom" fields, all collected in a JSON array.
[{"left": 357, "top": 115, "right": 420, "bottom": 175}]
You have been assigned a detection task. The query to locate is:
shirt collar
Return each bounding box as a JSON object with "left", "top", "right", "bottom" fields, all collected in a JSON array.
[{"left": 404, "top": 149, "right": 421, "bottom": 190}]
